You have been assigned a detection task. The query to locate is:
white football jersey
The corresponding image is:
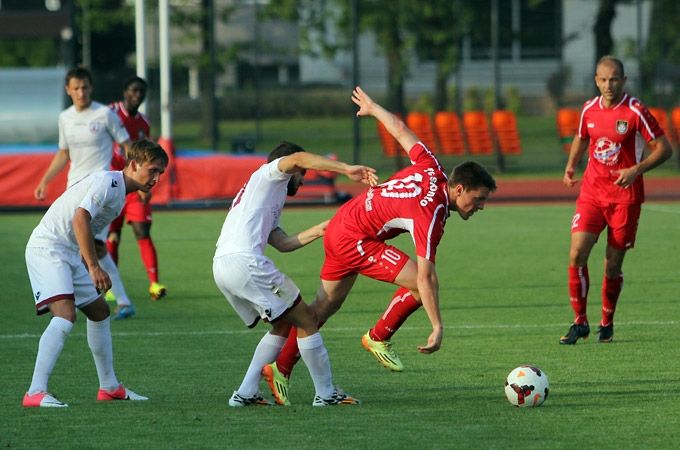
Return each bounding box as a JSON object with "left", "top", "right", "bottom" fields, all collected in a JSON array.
[
  {"left": 58, "top": 101, "right": 130, "bottom": 187},
  {"left": 27, "top": 171, "right": 126, "bottom": 253},
  {"left": 215, "top": 158, "right": 290, "bottom": 257}
]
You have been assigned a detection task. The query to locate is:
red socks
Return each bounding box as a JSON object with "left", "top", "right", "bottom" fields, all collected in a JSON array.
[
  {"left": 568, "top": 265, "right": 589, "bottom": 325},
  {"left": 601, "top": 274, "right": 623, "bottom": 327},
  {"left": 275, "top": 327, "right": 300, "bottom": 378},
  {"left": 137, "top": 237, "right": 159, "bottom": 283},
  {"left": 369, "top": 287, "right": 421, "bottom": 341}
]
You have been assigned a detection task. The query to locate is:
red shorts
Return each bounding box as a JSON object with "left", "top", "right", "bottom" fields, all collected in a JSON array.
[
  {"left": 123, "top": 192, "right": 153, "bottom": 223},
  {"left": 320, "top": 220, "right": 410, "bottom": 283},
  {"left": 571, "top": 198, "right": 641, "bottom": 250}
]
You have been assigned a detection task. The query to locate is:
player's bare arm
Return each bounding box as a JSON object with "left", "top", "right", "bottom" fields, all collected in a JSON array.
[
  {"left": 563, "top": 137, "right": 588, "bottom": 188},
  {"left": 613, "top": 135, "right": 672, "bottom": 188},
  {"left": 277, "top": 152, "right": 377, "bottom": 186},
  {"left": 414, "top": 256, "right": 443, "bottom": 354},
  {"left": 352, "top": 86, "right": 418, "bottom": 152},
  {"left": 268, "top": 220, "right": 329, "bottom": 253},
  {"left": 73, "top": 207, "right": 112, "bottom": 292},
  {"left": 35, "top": 148, "right": 70, "bottom": 200}
]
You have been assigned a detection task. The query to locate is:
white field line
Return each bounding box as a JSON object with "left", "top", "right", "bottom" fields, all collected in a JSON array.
[{"left": 1, "top": 320, "right": 676, "bottom": 340}]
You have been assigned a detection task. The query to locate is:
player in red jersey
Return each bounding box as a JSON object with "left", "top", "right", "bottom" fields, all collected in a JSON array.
[
  {"left": 107, "top": 77, "right": 167, "bottom": 319},
  {"left": 261, "top": 86, "right": 497, "bottom": 405},
  {"left": 559, "top": 56, "right": 672, "bottom": 345}
]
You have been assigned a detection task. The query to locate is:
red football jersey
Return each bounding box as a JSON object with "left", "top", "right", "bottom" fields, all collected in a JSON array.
[
  {"left": 332, "top": 142, "right": 449, "bottom": 262},
  {"left": 109, "top": 101, "right": 151, "bottom": 170},
  {"left": 577, "top": 93, "right": 663, "bottom": 204}
]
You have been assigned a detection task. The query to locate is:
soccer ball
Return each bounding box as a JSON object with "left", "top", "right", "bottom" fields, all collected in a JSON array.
[{"left": 504, "top": 365, "right": 549, "bottom": 407}]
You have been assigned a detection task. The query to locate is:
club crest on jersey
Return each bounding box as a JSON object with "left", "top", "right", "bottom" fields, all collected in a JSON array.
[
  {"left": 615, "top": 120, "right": 628, "bottom": 134},
  {"left": 89, "top": 122, "right": 101, "bottom": 133}
]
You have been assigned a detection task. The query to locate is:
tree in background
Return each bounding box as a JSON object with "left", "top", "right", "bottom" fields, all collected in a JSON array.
[{"left": 640, "top": 0, "right": 680, "bottom": 105}]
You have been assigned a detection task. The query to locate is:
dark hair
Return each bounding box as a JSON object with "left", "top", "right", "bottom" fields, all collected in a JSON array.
[
  {"left": 449, "top": 161, "right": 497, "bottom": 192},
  {"left": 267, "top": 141, "right": 305, "bottom": 162},
  {"left": 126, "top": 139, "right": 169, "bottom": 167},
  {"left": 65, "top": 67, "right": 93, "bottom": 86},
  {"left": 596, "top": 55, "right": 625, "bottom": 77},
  {"left": 124, "top": 76, "right": 148, "bottom": 90}
]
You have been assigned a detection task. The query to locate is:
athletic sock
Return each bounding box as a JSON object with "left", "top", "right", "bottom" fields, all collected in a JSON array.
[
  {"left": 601, "top": 273, "right": 623, "bottom": 327},
  {"left": 87, "top": 317, "right": 119, "bottom": 391},
  {"left": 370, "top": 287, "right": 421, "bottom": 341},
  {"left": 237, "top": 332, "right": 286, "bottom": 397},
  {"left": 99, "top": 254, "right": 131, "bottom": 307},
  {"left": 568, "top": 265, "right": 589, "bottom": 325},
  {"left": 297, "top": 333, "right": 334, "bottom": 399},
  {"left": 137, "top": 237, "right": 159, "bottom": 284},
  {"left": 28, "top": 316, "right": 73, "bottom": 394},
  {"left": 275, "top": 326, "right": 300, "bottom": 378}
]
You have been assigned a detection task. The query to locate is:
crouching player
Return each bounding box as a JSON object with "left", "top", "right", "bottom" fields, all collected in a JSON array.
[{"left": 23, "top": 139, "right": 168, "bottom": 407}]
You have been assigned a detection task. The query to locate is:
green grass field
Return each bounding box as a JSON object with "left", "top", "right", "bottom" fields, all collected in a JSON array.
[{"left": 2, "top": 203, "right": 680, "bottom": 449}]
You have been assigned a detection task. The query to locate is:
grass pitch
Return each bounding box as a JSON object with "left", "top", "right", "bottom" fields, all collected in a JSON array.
[{"left": 1, "top": 202, "right": 680, "bottom": 449}]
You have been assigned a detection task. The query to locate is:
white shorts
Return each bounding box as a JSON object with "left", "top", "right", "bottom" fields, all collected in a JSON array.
[
  {"left": 213, "top": 253, "right": 301, "bottom": 327},
  {"left": 25, "top": 246, "right": 100, "bottom": 315}
]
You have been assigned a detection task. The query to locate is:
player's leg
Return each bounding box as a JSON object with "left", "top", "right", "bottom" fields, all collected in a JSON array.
[
  {"left": 96, "top": 239, "right": 134, "bottom": 318},
  {"left": 280, "top": 299, "right": 359, "bottom": 406},
  {"left": 106, "top": 212, "right": 125, "bottom": 264},
  {"left": 23, "top": 248, "right": 76, "bottom": 407},
  {"left": 80, "top": 296, "right": 147, "bottom": 401},
  {"left": 599, "top": 203, "right": 639, "bottom": 342},
  {"left": 272, "top": 275, "right": 358, "bottom": 380},
  {"left": 127, "top": 193, "right": 166, "bottom": 300}
]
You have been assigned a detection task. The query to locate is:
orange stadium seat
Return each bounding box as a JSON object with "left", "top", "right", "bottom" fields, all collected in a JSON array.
[
  {"left": 462, "top": 111, "right": 493, "bottom": 155},
  {"left": 406, "top": 112, "right": 439, "bottom": 153},
  {"left": 671, "top": 107, "right": 680, "bottom": 144},
  {"left": 376, "top": 114, "right": 402, "bottom": 157},
  {"left": 433, "top": 111, "right": 466, "bottom": 155},
  {"left": 648, "top": 107, "right": 674, "bottom": 143},
  {"left": 491, "top": 110, "right": 521, "bottom": 155},
  {"left": 556, "top": 107, "right": 580, "bottom": 153}
]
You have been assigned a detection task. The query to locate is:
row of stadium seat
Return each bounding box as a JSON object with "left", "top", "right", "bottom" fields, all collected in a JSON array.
[
  {"left": 556, "top": 106, "right": 680, "bottom": 153},
  {"left": 376, "top": 110, "right": 522, "bottom": 157}
]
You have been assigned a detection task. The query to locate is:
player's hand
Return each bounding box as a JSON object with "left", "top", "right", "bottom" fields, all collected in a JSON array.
[
  {"left": 562, "top": 168, "right": 578, "bottom": 188},
  {"left": 417, "top": 327, "right": 443, "bottom": 354},
  {"left": 89, "top": 265, "right": 112, "bottom": 293},
  {"left": 351, "top": 86, "right": 375, "bottom": 117},
  {"left": 35, "top": 183, "right": 47, "bottom": 200},
  {"left": 346, "top": 165, "right": 378, "bottom": 186},
  {"left": 612, "top": 167, "right": 639, "bottom": 189}
]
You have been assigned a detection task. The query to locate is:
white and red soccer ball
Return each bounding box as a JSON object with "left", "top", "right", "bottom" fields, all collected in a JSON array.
[{"left": 504, "top": 365, "right": 549, "bottom": 407}]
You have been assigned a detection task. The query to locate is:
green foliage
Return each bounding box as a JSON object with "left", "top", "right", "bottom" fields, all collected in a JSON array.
[
  {"left": 411, "top": 93, "right": 435, "bottom": 114},
  {"left": 642, "top": 0, "right": 680, "bottom": 104},
  {"left": 0, "top": 39, "right": 59, "bottom": 67},
  {"left": 463, "top": 86, "right": 483, "bottom": 112},
  {"left": 3, "top": 203, "right": 680, "bottom": 448},
  {"left": 504, "top": 86, "right": 522, "bottom": 114}
]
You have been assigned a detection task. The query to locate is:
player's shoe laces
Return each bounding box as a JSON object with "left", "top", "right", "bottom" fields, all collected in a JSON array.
[
  {"left": 97, "top": 384, "right": 148, "bottom": 401},
  {"left": 598, "top": 323, "right": 614, "bottom": 343},
  {"left": 113, "top": 304, "right": 136, "bottom": 320},
  {"left": 261, "top": 362, "right": 290, "bottom": 406},
  {"left": 104, "top": 290, "right": 116, "bottom": 303},
  {"left": 22, "top": 391, "right": 68, "bottom": 408},
  {"left": 559, "top": 323, "right": 590, "bottom": 345},
  {"left": 149, "top": 282, "right": 167, "bottom": 301},
  {"left": 312, "top": 388, "right": 361, "bottom": 407},
  {"left": 361, "top": 331, "right": 404, "bottom": 371},
  {"left": 228, "top": 391, "right": 273, "bottom": 407}
]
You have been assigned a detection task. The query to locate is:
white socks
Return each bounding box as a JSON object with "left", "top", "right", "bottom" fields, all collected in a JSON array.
[
  {"left": 298, "top": 333, "right": 334, "bottom": 399},
  {"left": 98, "top": 253, "right": 131, "bottom": 307},
  {"left": 87, "top": 317, "right": 119, "bottom": 391},
  {"left": 28, "top": 316, "right": 73, "bottom": 394},
  {"left": 238, "top": 332, "right": 286, "bottom": 397}
]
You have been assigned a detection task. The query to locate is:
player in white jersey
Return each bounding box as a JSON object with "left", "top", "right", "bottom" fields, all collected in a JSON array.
[
  {"left": 34, "top": 67, "right": 136, "bottom": 317},
  {"left": 23, "top": 139, "right": 168, "bottom": 408},
  {"left": 214, "top": 141, "right": 377, "bottom": 406}
]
